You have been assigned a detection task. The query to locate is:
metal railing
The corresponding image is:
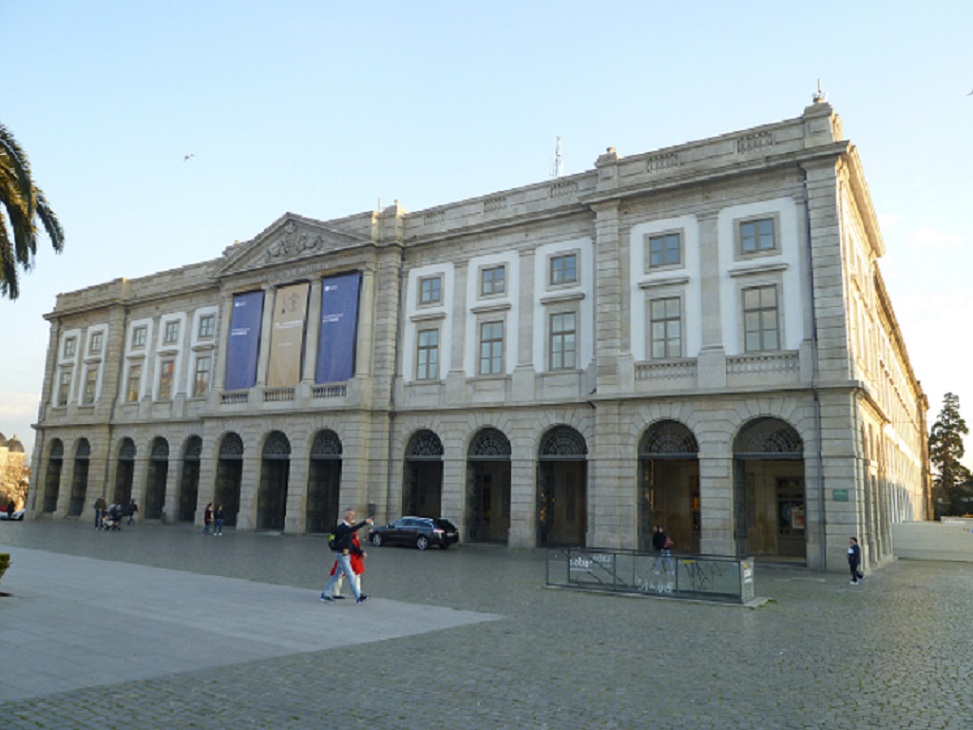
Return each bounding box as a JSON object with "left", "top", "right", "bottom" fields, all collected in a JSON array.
[{"left": 546, "top": 547, "right": 755, "bottom": 604}]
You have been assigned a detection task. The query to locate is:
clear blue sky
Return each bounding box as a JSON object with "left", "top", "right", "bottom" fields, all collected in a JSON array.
[{"left": 2, "top": 1, "right": 971, "bottom": 466}]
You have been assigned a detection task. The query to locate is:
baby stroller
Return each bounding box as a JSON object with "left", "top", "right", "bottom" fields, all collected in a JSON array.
[{"left": 101, "top": 508, "right": 122, "bottom": 531}]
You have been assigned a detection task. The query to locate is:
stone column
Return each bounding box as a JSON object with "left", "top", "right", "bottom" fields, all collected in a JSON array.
[
  {"left": 302, "top": 278, "right": 323, "bottom": 384},
  {"left": 698, "top": 454, "right": 734, "bottom": 556},
  {"left": 214, "top": 292, "right": 233, "bottom": 393},
  {"left": 508, "top": 456, "right": 537, "bottom": 548}
]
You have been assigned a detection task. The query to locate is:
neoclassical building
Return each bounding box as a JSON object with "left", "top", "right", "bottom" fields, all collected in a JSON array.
[{"left": 29, "top": 98, "right": 929, "bottom": 571}]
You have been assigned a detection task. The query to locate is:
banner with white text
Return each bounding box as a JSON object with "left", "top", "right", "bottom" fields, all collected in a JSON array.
[
  {"left": 315, "top": 272, "right": 361, "bottom": 384},
  {"left": 224, "top": 290, "right": 264, "bottom": 391}
]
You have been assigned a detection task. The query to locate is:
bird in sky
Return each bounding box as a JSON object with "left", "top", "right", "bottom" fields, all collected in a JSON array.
[{"left": 183, "top": 153, "right": 194, "bottom": 161}]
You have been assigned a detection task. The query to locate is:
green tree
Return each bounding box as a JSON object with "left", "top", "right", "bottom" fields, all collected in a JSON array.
[
  {"left": 0, "top": 122, "right": 64, "bottom": 300},
  {"left": 929, "top": 392, "right": 970, "bottom": 515}
]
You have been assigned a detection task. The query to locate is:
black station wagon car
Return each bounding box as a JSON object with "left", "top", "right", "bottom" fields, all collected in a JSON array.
[{"left": 368, "top": 516, "right": 459, "bottom": 550}]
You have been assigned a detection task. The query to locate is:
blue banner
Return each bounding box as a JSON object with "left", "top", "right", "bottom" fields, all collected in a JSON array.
[
  {"left": 225, "top": 290, "right": 264, "bottom": 390},
  {"left": 316, "top": 272, "right": 361, "bottom": 383}
]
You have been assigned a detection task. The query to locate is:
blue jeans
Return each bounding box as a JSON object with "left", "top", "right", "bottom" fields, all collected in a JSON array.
[
  {"left": 323, "top": 553, "right": 361, "bottom": 600},
  {"left": 214, "top": 518, "right": 223, "bottom": 535}
]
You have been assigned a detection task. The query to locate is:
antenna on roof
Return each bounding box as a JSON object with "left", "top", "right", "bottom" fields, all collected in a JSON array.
[
  {"left": 812, "top": 79, "right": 827, "bottom": 104},
  {"left": 550, "top": 136, "right": 563, "bottom": 178}
]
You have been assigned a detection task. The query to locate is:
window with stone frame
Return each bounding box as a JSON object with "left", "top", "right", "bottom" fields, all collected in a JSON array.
[
  {"left": 739, "top": 217, "right": 776, "bottom": 255},
  {"left": 89, "top": 331, "right": 104, "bottom": 355},
  {"left": 157, "top": 359, "right": 175, "bottom": 400},
  {"left": 743, "top": 285, "right": 779, "bottom": 351},
  {"left": 127, "top": 363, "right": 142, "bottom": 402},
  {"left": 549, "top": 311, "right": 577, "bottom": 370},
  {"left": 647, "top": 232, "right": 682, "bottom": 269},
  {"left": 549, "top": 253, "right": 578, "bottom": 286},
  {"left": 649, "top": 297, "right": 682, "bottom": 359},
  {"left": 82, "top": 367, "right": 98, "bottom": 405},
  {"left": 133, "top": 326, "right": 147, "bottom": 349},
  {"left": 418, "top": 275, "right": 443, "bottom": 306},
  {"left": 57, "top": 369, "right": 72, "bottom": 406},
  {"left": 416, "top": 328, "right": 440, "bottom": 381},
  {"left": 163, "top": 321, "right": 180, "bottom": 345},
  {"left": 193, "top": 355, "right": 211, "bottom": 397},
  {"left": 63, "top": 337, "right": 76, "bottom": 358},
  {"left": 480, "top": 265, "right": 506, "bottom": 297},
  {"left": 198, "top": 314, "right": 215, "bottom": 339},
  {"left": 478, "top": 320, "right": 504, "bottom": 376}
]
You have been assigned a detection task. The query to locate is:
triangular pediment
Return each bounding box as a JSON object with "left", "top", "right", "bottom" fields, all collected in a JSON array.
[{"left": 216, "top": 213, "right": 372, "bottom": 277}]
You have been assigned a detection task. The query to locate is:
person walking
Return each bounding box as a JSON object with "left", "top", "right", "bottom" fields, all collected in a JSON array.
[
  {"left": 203, "top": 503, "right": 213, "bottom": 534},
  {"left": 651, "top": 525, "right": 674, "bottom": 573},
  {"left": 330, "top": 531, "right": 366, "bottom": 599},
  {"left": 321, "top": 508, "right": 373, "bottom": 604},
  {"left": 93, "top": 496, "right": 106, "bottom": 529},
  {"left": 213, "top": 504, "right": 224, "bottom": 536},
  {"left": 848, "top": 536, "right": 864, "bottom": 585},
  {"left": 127, "top": 500, "right": 138, "bottom": 526}
]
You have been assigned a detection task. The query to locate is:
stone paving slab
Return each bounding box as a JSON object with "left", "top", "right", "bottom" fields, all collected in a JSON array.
[
  {"left": 0, "top": 545, "right": 500, "bottom": 702},
  {"left": 1, "top": 521, "right": 972, "bottom": 729}
]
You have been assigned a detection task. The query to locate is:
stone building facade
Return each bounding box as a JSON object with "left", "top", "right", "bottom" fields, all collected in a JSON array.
[{"left": 28, "top": 99, "right": 929, "bottom": 571}]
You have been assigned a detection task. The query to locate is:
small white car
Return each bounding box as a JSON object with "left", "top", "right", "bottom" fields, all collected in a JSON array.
[{"left": 0, "top": 508, "right": 25, "bottom": 521}]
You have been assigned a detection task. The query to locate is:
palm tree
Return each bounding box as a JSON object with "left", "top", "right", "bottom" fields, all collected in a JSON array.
[{"left": 0, "top": 122, "right": 64, "bottom": 300}]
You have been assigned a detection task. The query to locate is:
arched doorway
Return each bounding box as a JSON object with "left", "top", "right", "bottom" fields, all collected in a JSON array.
[
  {"left": 466, "top": 428, "right": 511, "bottom": 543},
  {"left": 68, "top": 439, "right": 91, "bottom": 516},
  {"left": 42, "top": 439, "right": 64, "bottom": 513},
  {"left": 638, "top": 421, "right": 700, "bottom": 552},
  {"left": 306, "top": 430, "right": 342, "bottom": 534},
  {"left": 145, "top": 437, "right": 169, "bottom": 519},
  {"left": 178, "top": 436, "right": 202, "bottom": 522},
  {"left": 537, "top": 426, "right": 587, "bottom": 547},
  {"left": 733, "top": 417, "right": 805, "bottom": 560},
  {"left": 403, "top": 430, "right": 443, "bottom": 517},
  {"left": 257, "top": 431, "right": 290, "bottom": 531},
  {"left": 215, "top": 433, "right": 244, "bottom": 527},
  {"left": 114, "top": 438, "right": 136, "bottom": 505}
]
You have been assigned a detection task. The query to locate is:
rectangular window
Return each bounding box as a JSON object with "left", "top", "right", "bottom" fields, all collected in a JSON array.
[
  {"left": 89, "top": 332, "right": 103, "bottom": 355},
  {"left": 63, "top": 337, "right": 76, "bottom": 358},
  {"left": 550, "top": 312, "right": 577, "bottom": 370},
  {"left": 193, "top": 355, "right": 211, "bottom": 397},
  {"left": 127, "top": 363, "right": 142, "bottom": 402},
  {"left": 198, "top": 315, "right": 215, "bottom": 339},
  {"left": 163, "top": 321, "right": 180, "bottom": 345},
  {"left": 133, "top": 326, "right": 147, "bottom": 349},
  {"left": 419, "top": 275, "right": 442, "bottom": 305},
  {"left": 648, "top": 233, "right": 681, "bottom": 268},
  {"left": 478, "top": 321, "right": 504, "bottom": 376},
  {"left": 550, "top": 253, "right": 578, "bottom": 286},
  {"left": 740, "top": 218, "right": 776, "bottom": 254},
  {"left": 57, "top": 370, "right": 72, "bottom": 406},
  {"left": 480, "top": 265, "right": 506, "bottom": 296},
  {"left": 650, "top": 298, "right": 682, "bottom": 359},
  {"left": 743, "top": 285, "right": 779, "bottom": 352},
  {"left": 158, "top": 359, "right": 175, "bottom": 400},
  {"left": 82, "top": 368, "right": 98, "bottom": 405},
  {"left": 416, "top": 329, "right": 440, "bottom": 381}
]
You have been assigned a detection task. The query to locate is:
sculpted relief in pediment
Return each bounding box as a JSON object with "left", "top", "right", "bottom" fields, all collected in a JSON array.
[{"left": 263, "top": 221, "right": 325, "bottom": 263}]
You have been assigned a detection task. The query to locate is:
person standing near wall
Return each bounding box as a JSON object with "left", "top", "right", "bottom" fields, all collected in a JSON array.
[{"left": 848, "top": 537, "right": 864, "bottom": 585}]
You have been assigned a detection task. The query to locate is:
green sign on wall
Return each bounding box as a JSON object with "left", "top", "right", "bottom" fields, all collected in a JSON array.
[{"left": 832, "top": 489, "right": 849, "bottom": 502}]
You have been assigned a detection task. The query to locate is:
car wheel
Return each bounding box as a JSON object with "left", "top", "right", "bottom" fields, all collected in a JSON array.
[
  {"left": 371, "top": 533, "right": 383, "bottom": 547},
  {"left": 416, "top": 535, "right": 429, "bottom": 551}
]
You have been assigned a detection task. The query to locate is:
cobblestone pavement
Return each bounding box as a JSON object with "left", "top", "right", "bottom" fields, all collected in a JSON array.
[{"left": 1, "top": 520, "right": 971, "bottom": 729}]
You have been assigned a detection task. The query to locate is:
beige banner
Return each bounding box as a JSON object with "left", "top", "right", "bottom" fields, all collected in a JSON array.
[{"left": 267, "top": 283, "right": 309, "bottom": 388}]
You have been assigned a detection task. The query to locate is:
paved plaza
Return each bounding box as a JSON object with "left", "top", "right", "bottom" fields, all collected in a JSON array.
[{"left": 1, "top": 520, "right": 971, "bottom": 729}]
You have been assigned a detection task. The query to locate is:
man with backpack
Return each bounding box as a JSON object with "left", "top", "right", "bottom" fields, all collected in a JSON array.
[{"left": 321, "top": 508, "right": 374, "bottom": 604}]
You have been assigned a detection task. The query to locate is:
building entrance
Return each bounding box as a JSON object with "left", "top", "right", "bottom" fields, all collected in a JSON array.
[
  {"left": 177, "top": 436, "right": 202, "bottom": 523},
  {"left": 403, "top": 430, "right": 444, "bottom": 517},
  {"left": 537, "top": 426, "right": 587, "bottom": 547},
  {"left": 306, "top": 430, "right": 342, "bottom": 534},
  {"left": 466, "top": 428, "right": 511, "bottom": 543},
  {"left": 638, "top": 421, "right": 700, "bottom": 553},
  {"left": 42, "top": 439, "right": 64, "bottom": 513},
  {"left": 257, "top": 431, "right": 290, "bottom": 531},
  {"left": 733, "top": 418, "right": 806, "bottom": 561},
  {"left": 215, "top": 433, "right": 243, "bottom": 527},
  {"left": 68, "top": 439, "right": 91, "bottom": 517},
  {"left": 145, "top": 437, "right": 168, "bottom": 520}
]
